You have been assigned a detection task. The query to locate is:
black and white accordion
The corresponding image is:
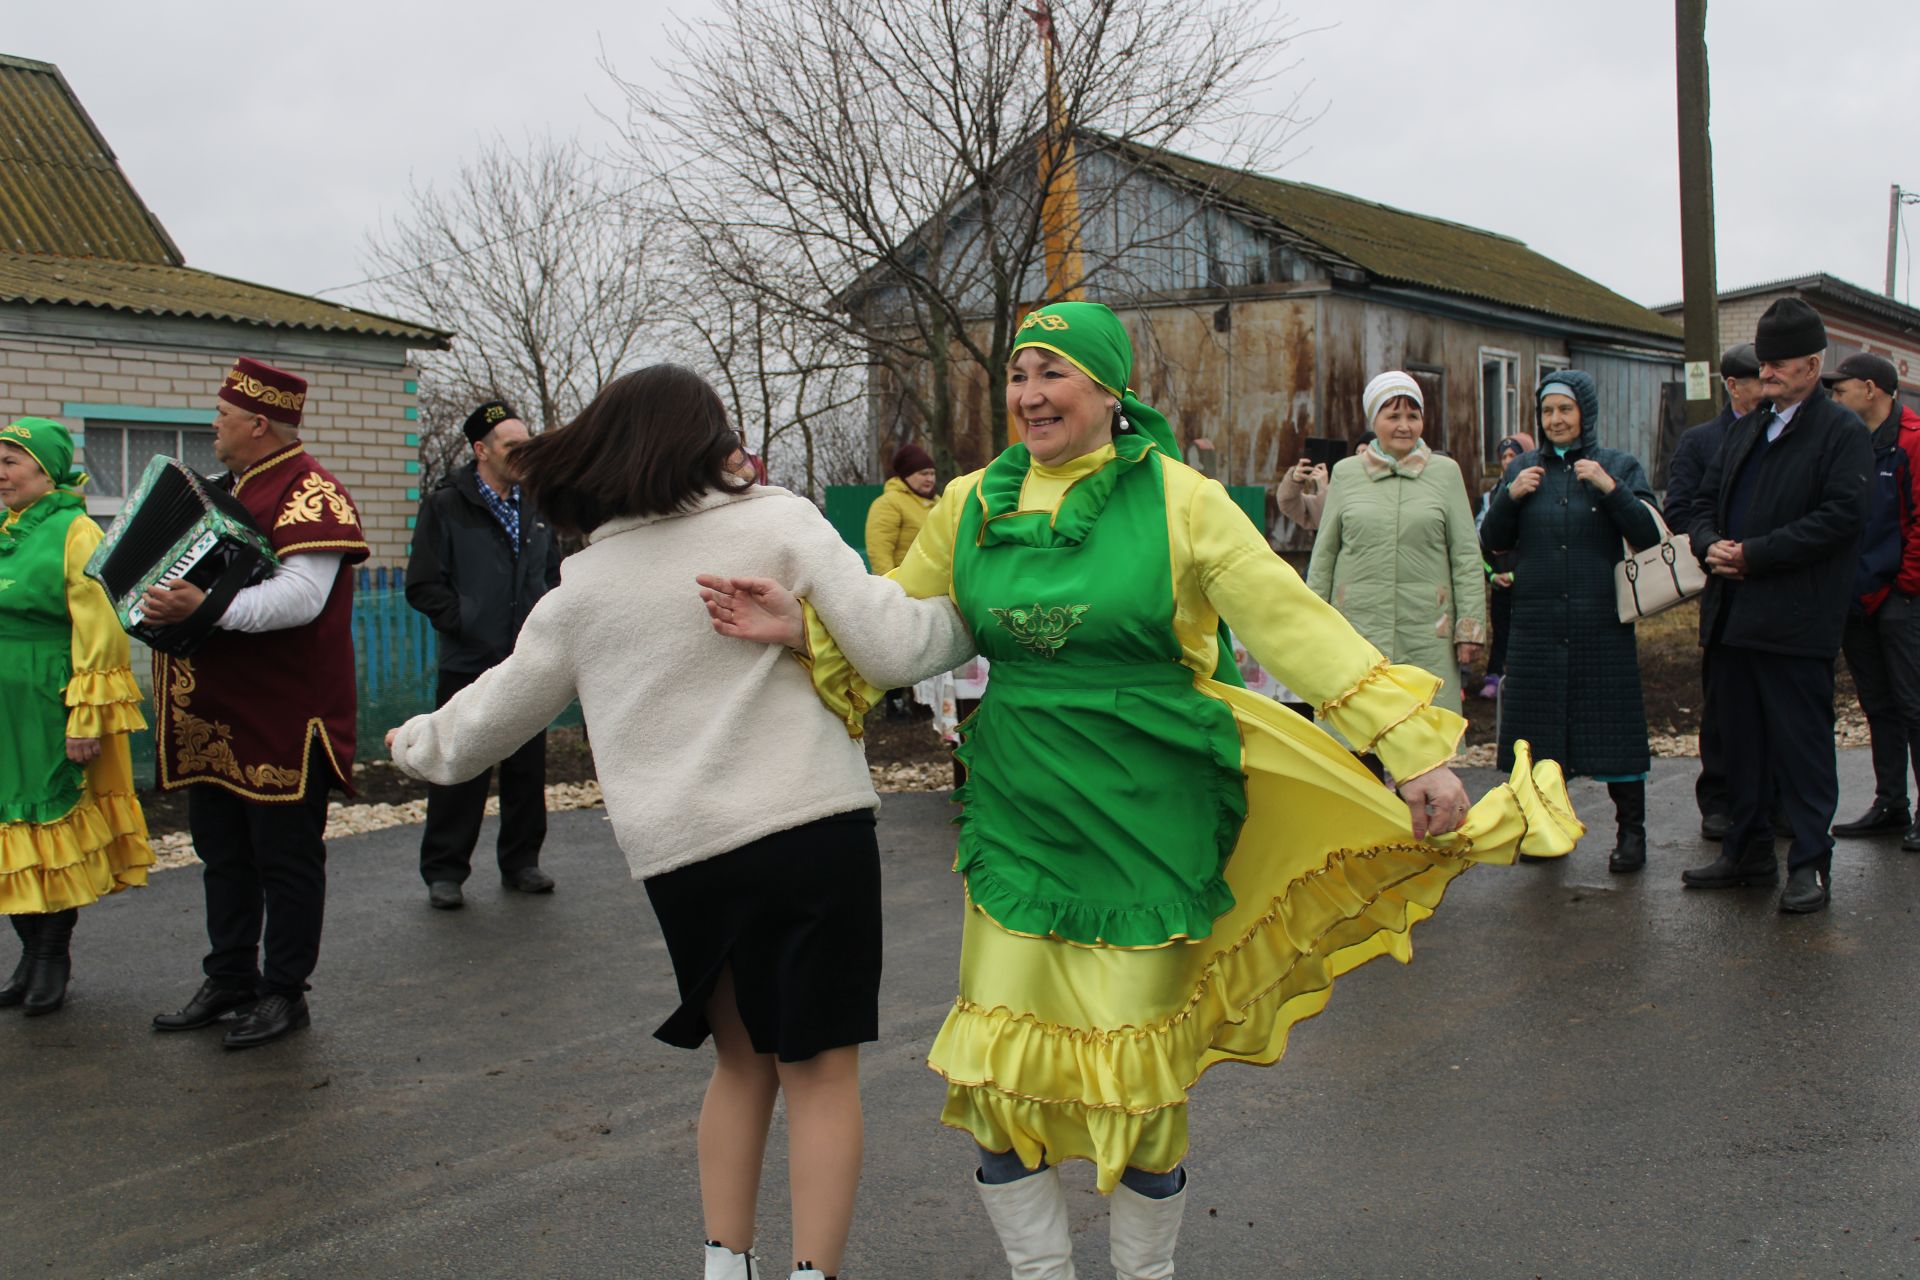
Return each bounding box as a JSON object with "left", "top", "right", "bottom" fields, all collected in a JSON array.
[{"left": 84, "top": 455, "right": 279, "bottom": 656}]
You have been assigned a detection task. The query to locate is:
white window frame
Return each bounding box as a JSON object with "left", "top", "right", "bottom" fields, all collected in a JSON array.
[
  {"left": 78, "top": 420, "right": 220, "bottom": 521},
  {"left": 1477, "top": 348, "right": 1521, "bottom": 466},
  {"left": 1536, "top": 353, "right": 1571, "bottom": 385}
]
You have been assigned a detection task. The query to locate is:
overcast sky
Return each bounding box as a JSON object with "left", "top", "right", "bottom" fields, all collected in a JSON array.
[{"left": 11, "top": 0, "right": 1916, "bottom": 319}]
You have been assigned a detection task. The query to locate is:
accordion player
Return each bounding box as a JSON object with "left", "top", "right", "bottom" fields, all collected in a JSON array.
[{"left": 84, "top": 455, "right": 279, "bottom": 656}]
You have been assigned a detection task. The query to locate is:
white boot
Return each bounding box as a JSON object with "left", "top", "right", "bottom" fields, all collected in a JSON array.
[
  {"left": 789, "top": 1271, "right": 828, "bottom": 1279},
  {"left": 975, "top": 1166, "right": 1079, "bottom": 1279},
  {"left": 1108, "top": 1179, "right": 1187, "bottom": 1279},
  {"left": 704, "top": 1241, "right": 757, "bottom": 1279}
]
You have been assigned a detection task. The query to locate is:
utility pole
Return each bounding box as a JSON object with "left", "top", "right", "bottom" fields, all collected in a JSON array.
[
  {"left": 1891, "top": 184, "right": 1904, "bottom": 298},
  {"left": 1675, "top": 0, "right": 1721, "bottom": 428}
]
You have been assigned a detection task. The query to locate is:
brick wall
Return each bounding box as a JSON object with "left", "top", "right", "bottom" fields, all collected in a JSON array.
[{"left": 0, "top": 333, "right": 420, "bottom": 565}]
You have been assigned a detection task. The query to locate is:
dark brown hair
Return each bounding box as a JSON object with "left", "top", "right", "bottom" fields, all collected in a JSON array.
[{"left": 513, "top": 364, "right": 748, "bottom": 537}]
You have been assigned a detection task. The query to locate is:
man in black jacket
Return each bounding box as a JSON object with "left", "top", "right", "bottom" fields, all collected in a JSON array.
[
  {"left": 1683, "top": 300, "right": 1874, "bottom": 913},
  {"left": 405, "top": 401, "right": 563, "bottom": 909},
  {"left": 1663, "top": 343, "right": 1765, "bottom": 840}
]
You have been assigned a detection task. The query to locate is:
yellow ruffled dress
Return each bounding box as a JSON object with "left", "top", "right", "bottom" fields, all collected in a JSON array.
[
  {"left": 0, "top": 501, "right": 154, "bottom": 913},
  {"left": 805, "top": 444, "right": 1580, "bottom": 1191}
]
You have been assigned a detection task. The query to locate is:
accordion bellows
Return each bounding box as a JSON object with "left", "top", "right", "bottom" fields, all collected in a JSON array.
[{"left": 85, "top": 456, "right": 278, "bottom": 656}]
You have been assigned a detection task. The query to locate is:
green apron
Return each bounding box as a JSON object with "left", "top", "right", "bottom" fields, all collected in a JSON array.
[
  {"left": 0, "top": 493, "right": 86, "bottom": 826},
  {"left": 951, "top": 436, "right": 1247, "bottom": 948}
]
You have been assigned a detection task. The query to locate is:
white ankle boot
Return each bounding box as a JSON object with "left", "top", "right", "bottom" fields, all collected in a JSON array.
[
  {"left": 1108, "top": 1180, "right": 1187, "bottom": 1279},
  {"left": 704, "top": 1241, "right": 757, "bottom": 1279},
  {"left": 975, "top": 1166, "right": 1078, "bottom": 1279}
]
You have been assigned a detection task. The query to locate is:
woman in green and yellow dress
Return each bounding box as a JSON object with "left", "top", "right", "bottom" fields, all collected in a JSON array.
[
  {"left": 0, "top": 417, "right": 153, "bottom": 1016},
  {"left": 701, "top": 303, "right": 1579, "bottom": 1278}
]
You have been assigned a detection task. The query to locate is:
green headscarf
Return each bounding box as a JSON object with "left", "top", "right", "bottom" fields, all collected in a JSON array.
[
  {"left": 0, "top": 416, "right": 86, "bottom": 488},
  {"left": 1008, "top": 302, "right": 1178, "bottom": 457}
]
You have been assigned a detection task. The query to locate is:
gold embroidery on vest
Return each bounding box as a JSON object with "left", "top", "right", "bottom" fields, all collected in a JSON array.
[
  {"left": 275, "top": 473, "right": 357, "bottom": 529},
  {"left": 988, "top": 603, "right": 1089, "bottom": 658},
  {"left": 166, "top": 658, "right": 302, "bottom": 789}
]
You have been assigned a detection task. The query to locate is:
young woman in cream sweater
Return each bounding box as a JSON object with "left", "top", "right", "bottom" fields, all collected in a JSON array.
[{"left": 388, "top": 365, "right": 970, "bottom": 1280}]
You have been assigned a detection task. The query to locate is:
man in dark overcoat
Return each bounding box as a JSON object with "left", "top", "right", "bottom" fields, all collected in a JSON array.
[
  {"left": 405, "top": 400, "right": 562, "bottom": 910},
  {"left": 1683, "top": 299, "right": 1874, "bottom": 913},
  {"left": 1663, "top": 343, "right": 1765, "bottom": 840}
]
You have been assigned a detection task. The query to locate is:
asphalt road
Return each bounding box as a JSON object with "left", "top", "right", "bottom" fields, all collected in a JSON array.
[{"left": 5, "top": 754, "right": 1918, "bottom": 1279}]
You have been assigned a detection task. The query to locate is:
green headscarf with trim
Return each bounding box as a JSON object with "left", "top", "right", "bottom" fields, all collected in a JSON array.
[
  {"left": 1004, "top": 302, "right": 1247, "bottom": 688},
  {"left": 0, "top": 416, "right": 86, "bottom": 488},
  {"left": 1009, "top": 302, "right": 1178, "bottom": 457}
]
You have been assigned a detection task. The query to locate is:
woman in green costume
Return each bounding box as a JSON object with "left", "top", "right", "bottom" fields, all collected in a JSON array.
[
  {"left": 0, "top": 418, "right": 154, "bottom": 1016},
  {"left": 701, "top": 302, "right": 1579, "bottom": 1278}
]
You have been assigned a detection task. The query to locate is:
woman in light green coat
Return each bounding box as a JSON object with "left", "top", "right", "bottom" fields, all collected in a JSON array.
[{"left": 1307, "top": 371, "right": 1488, "bottom": 717}]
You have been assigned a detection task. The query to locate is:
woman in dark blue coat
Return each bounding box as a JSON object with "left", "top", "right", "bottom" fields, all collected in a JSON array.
[{"left": 1481, "top": 371, "right": 1660, "bottom": 871}]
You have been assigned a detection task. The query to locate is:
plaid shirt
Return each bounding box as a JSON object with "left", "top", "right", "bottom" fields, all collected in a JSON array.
[{"left": 478, "top": 479, "right": 522, "bottom": 555}]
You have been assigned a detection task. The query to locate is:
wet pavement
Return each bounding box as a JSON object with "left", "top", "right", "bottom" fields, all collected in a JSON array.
[{"left": 5, "top": 751, "right": 1919, "bottom": 1279}]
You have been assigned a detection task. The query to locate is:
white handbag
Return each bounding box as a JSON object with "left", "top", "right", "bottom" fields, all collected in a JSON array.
[{"left": 1615, "top": 501, "right": 1707, "bottom": 623}]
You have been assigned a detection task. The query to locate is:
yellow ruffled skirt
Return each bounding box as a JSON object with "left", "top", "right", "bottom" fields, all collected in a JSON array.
[
  {"left": 0, "top": 731, "right": 154, "bottom": 915},
  {"left": 927, "top": 679, "right": 1582, "bottom": 1191}
]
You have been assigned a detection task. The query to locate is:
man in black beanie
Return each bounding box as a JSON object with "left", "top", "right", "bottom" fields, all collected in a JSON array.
[
  {"left": 404, "top": 401, "right": 562, "bottom": 909},
  {"left": 1683, "top": 299, "right": 1873, "bottom": 913},
  {"left": 1664, "top": 342, "right": 1767, "bottom": 842}
]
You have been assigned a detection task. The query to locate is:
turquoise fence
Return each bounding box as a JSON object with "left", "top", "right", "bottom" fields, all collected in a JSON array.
[{"left": 126, "top": 566, "right": 580, "bottom": 790}]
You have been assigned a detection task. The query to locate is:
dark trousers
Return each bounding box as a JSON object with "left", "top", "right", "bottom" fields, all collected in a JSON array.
[
  {"left": 1694, "top": 648, "right": 1730, "bottom": 818},
  {"left": 1709, "top": 645, "right": 1838, "bottom": 873},
  {"left": 191, "top": 744, "right": 331, "bottom": 996},
  {"left": 1840, "top": 596, "right": 1920, "bottom": 808},
  {"left": 1486, "top": 585, "right": 1514, "bottom": 677},
  {"left": 419, "top": 668, "right": 547, "bottom": 886}
]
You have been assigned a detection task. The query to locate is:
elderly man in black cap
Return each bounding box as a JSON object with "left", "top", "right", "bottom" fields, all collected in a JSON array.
[
  {"left": 1664, "top": 342, "right": 1767, "bottom": 841},
  {"left": 1827, "top": 353, "right": 1920, "bottom": 847},
  {"left": 404, "top": 401, "right": 562, "bottom": 909},
  {"left": 1683, "top": 300, "right": 1874, "bottom": 913}
]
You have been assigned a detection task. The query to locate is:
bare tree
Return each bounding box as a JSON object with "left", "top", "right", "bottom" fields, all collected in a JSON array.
[
  {"left": 359, "top": 134, "right": 664, "bottom": 486},
  {"left": 662, "top": 227, "right": 871, "bottom": 501},
  {"left": 612, "top": 0, "right": 1307, "bottom": 478}
]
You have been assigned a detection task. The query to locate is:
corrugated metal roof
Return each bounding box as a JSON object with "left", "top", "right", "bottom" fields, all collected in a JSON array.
[
  {"left": 1108, "top": 136, "right": 1682, "bottom": 341},
  {"left": 0, "top": 54, "right": 183, "bottom": 263},
  {"left": 0, "top": 251, "right": 452, "bottom": 345}
]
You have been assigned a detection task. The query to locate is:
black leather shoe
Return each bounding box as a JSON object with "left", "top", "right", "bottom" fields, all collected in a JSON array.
[
  {"left": 153, "top": 980, "right": 258, "bottom": 1032},
  {"left": 223, "top": 993, "right": 310, "bottom": 1050},
  {"left": 1609, "top": 832, "right": 1647, "bottom": 873},
  {"left": 428, "top": 881, "right": 465, "bottom": 910},
  {"left": 0, "top": 951, "right": 29, "bottom": 1009},
  {"left": 1779, "top": 865, "right": 1831, "bottom": 914},
  {"left": 1904, "top": 824, "right": 1920, "bottom": 852},
  {"left": 502, "top": 867, "right": 555, "bottom": 894},
  {"left": 1832, "top": 800, "right": 1910, "bottom": 837},
  {"left": 1700, "top": 812, "right": 1731, "bottom": 842},
  {"left": 1681, "top": 850, "right": 1779, "bottom": 889}
]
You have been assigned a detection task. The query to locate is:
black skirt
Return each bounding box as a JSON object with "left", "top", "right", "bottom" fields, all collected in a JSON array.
[{"left": 645, "top": 810, "right": 881, "bottom": 1063}]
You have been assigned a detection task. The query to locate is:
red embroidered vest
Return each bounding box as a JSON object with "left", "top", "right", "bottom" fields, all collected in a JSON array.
[{"left": 155, "top": 443, "right": 369, "bottom": 801}]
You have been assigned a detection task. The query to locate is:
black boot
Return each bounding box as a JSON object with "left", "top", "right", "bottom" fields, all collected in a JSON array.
[
  {"left": 0, "top": 915, "right": 35, "bottom": 1008},
  {"left": 1607, "top": 781, "right": 1647, "bottom": 873},
  {"left": 23, "top": 909, "right": 76, "bottom": 1017}
]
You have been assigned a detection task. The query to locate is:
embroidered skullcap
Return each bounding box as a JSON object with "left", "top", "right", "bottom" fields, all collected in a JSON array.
[
  {"left": 219, "top": 357, "right": 307, "bottom": 427},
  {"left": 463, "top": 400, "right": 520, "bottom": 444}
]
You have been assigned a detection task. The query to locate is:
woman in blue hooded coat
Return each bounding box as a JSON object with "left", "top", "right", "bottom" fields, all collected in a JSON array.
[{"left": 1481, "top": 371, "right": 1660, "bottom": 871}]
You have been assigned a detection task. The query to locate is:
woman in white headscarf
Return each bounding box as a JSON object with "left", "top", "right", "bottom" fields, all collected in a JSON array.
[{"left": 1308, "top": 371, "right": 1489, "bottom": 718}]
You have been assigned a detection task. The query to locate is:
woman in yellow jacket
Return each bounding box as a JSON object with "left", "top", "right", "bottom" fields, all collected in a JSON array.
[{"left": 863, "top": 443, "right": 937, "bottom": 574}]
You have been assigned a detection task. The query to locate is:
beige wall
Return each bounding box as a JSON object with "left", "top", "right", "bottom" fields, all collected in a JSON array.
[{"left": 0, "top": 332, "right": 421, "bottom": 566}]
